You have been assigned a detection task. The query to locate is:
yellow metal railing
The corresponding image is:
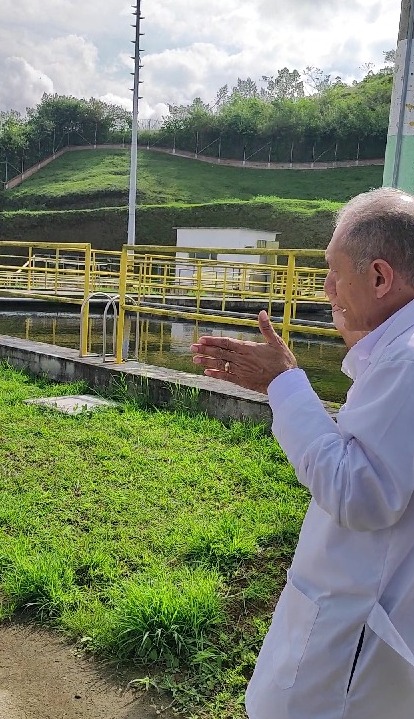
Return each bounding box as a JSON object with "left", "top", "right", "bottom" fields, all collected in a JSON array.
[
  {"left": 115, "top": 245, "right": 336, "bottom": 362},
  {"left": 0, "top": 241, "right": 338, "bottom": 361},
  {"left": 0, "top": 242, "right": 121, "bottom": 295},
  {"left": 0, "top": 241, "right": 121, "bottom": 357}
]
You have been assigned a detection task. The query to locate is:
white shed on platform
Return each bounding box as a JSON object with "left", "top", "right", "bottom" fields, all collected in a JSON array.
[
  {"left": 175, "top": 227, "right": 280, "bottom": 264},
  {"left": 173, "top": 227, "right": 282, "bottom": 292}
]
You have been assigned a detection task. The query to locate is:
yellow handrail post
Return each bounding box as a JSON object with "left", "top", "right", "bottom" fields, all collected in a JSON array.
[
  {"left": 27, "top": 246, "right": 33, "bottom": 291},
  {"left": 80, "top": 244, "right": 92, "bottom": 357},
  {"left": 196, "top": 261, "right": 202, "bottom": 314},
  {"left": 222, "top": 266, "right": 227, "bottom": 312},
  {"left": 162, "top": 262, "right": 168, "bottom": 304},
  {"left": 267, "top": 266, "right": 273, "bottom": 317},
  {"left": 282, "top": 252, "right": 296, "bottom": 344},
  {"left": 116, "top": 247, "right": 128, "bottom": 363},
  {"left": 91, "top": 251, "right": 97, "bottom": 292},
  {"left": 54, "top": 248, "right": 59, "bottom": 294}
]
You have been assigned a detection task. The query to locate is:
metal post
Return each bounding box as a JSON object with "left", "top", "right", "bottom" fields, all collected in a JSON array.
[
  {"left": 54, "top": 248, "right": 59, "bottom": 294},
  {"left": 80, "top": 245, "right": 92, "bottom": 357},
  {"left": 116, "top": 247, "right": 128, "bottom": 362},
  {"left": 282, "top": 253, "right": 296, "bottom": 345},
  {"left": 384, "top": 0, "right": 414, "bottom": 190},
  {"left": 195, "top": 261, "right": 202, "bottom": 314},
  {"left": 27, "top": 246, "right": 33, "bottom": 291},
  {"left": 127, "top": 1, "right": 144, "bottom": 246}
]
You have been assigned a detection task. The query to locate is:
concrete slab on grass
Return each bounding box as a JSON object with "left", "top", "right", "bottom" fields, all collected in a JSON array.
[{"left": 25, "top": 394, "right": 118, "bottom": 415}]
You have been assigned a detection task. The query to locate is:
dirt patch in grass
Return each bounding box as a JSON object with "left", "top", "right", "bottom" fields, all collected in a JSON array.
[{"left": 0, "top": 622, "right": 172, "bottom": 719}]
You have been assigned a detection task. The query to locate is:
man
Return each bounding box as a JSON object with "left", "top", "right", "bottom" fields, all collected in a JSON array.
[{"left": 191, "top": 187, "right": 414, "bottom": 719}]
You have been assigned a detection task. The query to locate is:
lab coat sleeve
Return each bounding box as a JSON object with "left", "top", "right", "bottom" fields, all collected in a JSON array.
[{"left": 269, "top": 359, "right": 414, "bottom": 531}]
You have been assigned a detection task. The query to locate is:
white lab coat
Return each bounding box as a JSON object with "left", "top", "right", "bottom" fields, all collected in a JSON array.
[{"left": 246, "top": 303, "right": 414, "bottom": 719}]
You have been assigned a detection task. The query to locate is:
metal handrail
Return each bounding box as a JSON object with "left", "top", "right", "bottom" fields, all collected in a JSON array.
[
  {"left": 80, "top": 292, "right": 119, "bottom": 359},
  {"left": 0, "top": 240, "right": 337, "bottom": 359}
]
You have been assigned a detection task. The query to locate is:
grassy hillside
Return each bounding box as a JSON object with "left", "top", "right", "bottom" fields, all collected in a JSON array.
[
  {"left": 0, "top": 148, "right": 384, "bottom": 249},
  {"left": 3, "top": 149, "right": 383, "bottom": 210},
  {"left": 0, "top": 197, "right": 340, "bottom": 250}
]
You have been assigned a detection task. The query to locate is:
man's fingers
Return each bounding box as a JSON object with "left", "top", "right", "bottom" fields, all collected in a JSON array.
[
  {"left": 258, "top": 310, "right": 282, "bottom": 347},
  {"left": 191, "top": 336, "right": 261, "bottom": 356},
  {"left": 191, "top": 336, "right": 240, "bottom": 352},
  {"left": 193, "top": 355, "right": 229, "bottom": 371},
  {"left": 191, "top": 345, "right": 232, "bottom": 361}
]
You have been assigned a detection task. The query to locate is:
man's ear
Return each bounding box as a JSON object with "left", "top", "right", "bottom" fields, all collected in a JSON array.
[{"left": 371, "top": 260, "right": 394, "bottom": 298}]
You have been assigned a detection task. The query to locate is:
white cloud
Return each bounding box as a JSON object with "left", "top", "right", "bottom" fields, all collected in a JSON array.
[
  {"left": 0, "top": 57, "right": 54, "bottom": 112},
  {"left": 0, "top": 0, "right": 401, "bottom": 117}
]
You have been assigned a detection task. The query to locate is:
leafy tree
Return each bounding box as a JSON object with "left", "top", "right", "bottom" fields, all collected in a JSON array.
[
  {"left": 213, "top": 85, "right": 229, "bottom": 111},
  {"left": 0, "top": 111, "right": 29, "bottom": 181},
  {"left": 261, "top": 68, "right": 304, "bottom": 100},
  {"left": 231, "top": 77, "right": 259, "bottom": 99},
  {"left": 302, "top": 66, "right": 343, "bottom": 96},
  {"left": 380, "top": 50, "right": 396, "bottom": 76}
]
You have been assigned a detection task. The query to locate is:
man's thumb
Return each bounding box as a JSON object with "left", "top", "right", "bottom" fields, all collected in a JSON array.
[{"left": 258, "top": 310, "right": 280, "bottom": 346}]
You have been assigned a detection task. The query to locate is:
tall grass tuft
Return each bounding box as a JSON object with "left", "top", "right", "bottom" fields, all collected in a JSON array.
[
  {"left": 1, "top": 543, "right": 79, "bottom": 618},
  {"left": 184, "top": 516, "right": 258, "bottom": 573},
  {"left": 101, "top": 568, "right": 223, "bottom": 665}
]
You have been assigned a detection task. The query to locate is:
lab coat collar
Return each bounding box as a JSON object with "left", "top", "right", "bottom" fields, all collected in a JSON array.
[{"left": 342, "top": 298, "right": 414, "bottom": 381}]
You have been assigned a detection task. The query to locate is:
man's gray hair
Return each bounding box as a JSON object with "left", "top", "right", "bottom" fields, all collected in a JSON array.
[{"left": 336, "top": 187, "right": 414, "bottom": 286}]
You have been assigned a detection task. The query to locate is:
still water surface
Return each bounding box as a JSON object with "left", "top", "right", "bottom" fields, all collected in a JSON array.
[{"left": 0, "top": 312, "right": 350, "bottom": 403}]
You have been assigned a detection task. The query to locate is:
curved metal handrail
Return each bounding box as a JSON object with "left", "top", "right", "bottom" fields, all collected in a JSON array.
[
  {"left": 80, "top": 291, "right": 119, "bottom": 359},
  {"left": 102, "top": 294, "right": 139, "bottom": 362}
]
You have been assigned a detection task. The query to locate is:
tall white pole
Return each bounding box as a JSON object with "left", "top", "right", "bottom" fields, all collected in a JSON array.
[{"left": 127, "top": 1, "right": 143, "bottom": 246}]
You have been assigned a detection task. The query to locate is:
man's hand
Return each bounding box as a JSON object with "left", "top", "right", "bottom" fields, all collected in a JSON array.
[{"left": 191, "top": 310, "right": 297, "bottom": 394}]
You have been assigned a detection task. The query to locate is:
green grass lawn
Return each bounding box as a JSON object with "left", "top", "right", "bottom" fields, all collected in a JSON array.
[
  {"left": 0, "top": 363, "right": 310, "bottom": 718},
  {"left": 5, "top": 149, "right": 384, "bottom": 209}
]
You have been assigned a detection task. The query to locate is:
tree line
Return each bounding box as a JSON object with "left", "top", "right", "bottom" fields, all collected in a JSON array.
[
  {"left": 0, "top": 52, "right": 395, "bottom": 185},
  {"left": 147, "top": 55, "right": 394, "bottom": 164}
]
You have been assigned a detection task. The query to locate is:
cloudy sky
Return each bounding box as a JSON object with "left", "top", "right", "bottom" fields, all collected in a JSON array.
[{"left": 1, "top": 0, "right": 400, "bottom": 119}]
